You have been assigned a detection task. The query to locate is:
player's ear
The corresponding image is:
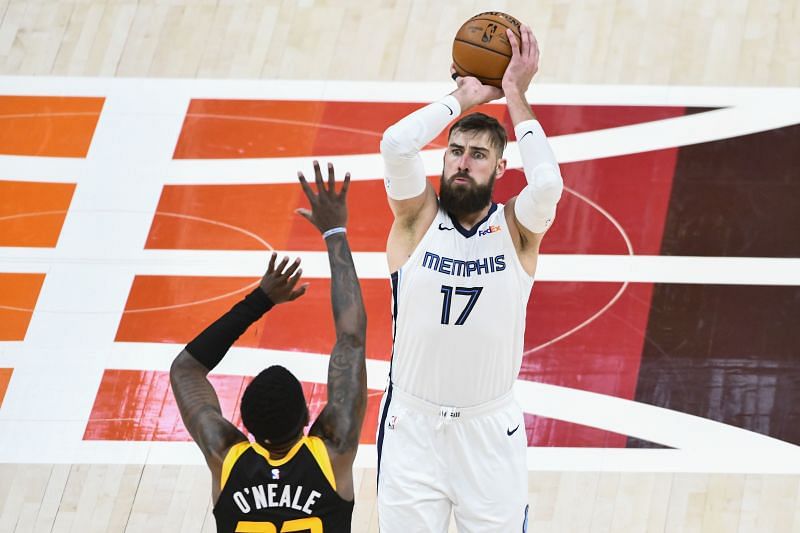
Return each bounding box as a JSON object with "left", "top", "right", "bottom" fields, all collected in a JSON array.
[{"left": 495, "top": 158, "right": 507, "bottom": 179}]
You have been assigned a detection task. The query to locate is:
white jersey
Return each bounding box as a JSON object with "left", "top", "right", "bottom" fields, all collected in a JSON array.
[{"left": 389, "top": 203, "right": 534, "bottom": 407}]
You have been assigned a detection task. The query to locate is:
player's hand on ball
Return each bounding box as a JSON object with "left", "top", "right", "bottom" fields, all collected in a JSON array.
[
  {"left": 296, "top": 160, "right": 350, "bottom": 234},
  {"left": 502, "top": 24, "right": 539, "bottom": 95},
  {"left": 260, "top": 252, "right": 308, "bottom": 303},
  {"left": 450, "top": 64, "right": 503, "bottom": 110}
]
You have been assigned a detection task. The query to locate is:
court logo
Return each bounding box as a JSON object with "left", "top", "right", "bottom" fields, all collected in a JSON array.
[{"left": 482, "top": 24, "right": 498, "bottom": 43}]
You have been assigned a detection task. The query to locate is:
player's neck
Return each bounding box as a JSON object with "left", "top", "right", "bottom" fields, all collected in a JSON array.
[
  {"left": 453, "top": 203, "right": 492, "bottom": 231},
  {"left": 262, "top": 435, "right": 302, "bottom": 459}
]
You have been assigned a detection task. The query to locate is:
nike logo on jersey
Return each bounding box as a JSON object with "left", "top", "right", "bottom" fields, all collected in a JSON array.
[
  {"left": 507, "top": 424, "right": 520, "bottom": 436},
  {"left": 438, "top": 223, "right": 454, "bottom": 231}
]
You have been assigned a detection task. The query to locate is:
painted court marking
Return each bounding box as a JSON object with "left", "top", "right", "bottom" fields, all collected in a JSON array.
[{"left": 0, "top": 77, "right": 799, "bottom": 471}]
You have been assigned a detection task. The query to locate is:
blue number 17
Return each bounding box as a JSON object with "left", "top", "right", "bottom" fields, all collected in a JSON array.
[{"left": 440, "top": 285, "right": 483, "bottom": 325}]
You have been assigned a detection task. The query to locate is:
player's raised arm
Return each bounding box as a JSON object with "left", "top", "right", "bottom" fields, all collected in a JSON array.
[
  {"left": 296, "top": 161, "right": 367, "bottom": 500},
  {"left": 380, "top": 75, "right": 501, "bottom": 224},
  {"left": 502, "top": 25, "right": 563, "bottom": 248},
  {"left": 170, "top": 253, "right": 308, "bottom": 498}
]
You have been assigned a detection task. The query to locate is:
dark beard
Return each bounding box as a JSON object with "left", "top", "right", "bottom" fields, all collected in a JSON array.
[{"left": 439, "top": 170, "right": 496, "bottom": 217}]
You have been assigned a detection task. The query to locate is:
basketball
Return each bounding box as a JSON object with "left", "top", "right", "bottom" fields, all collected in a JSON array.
[{"left": 452, "top": 12, "right": 522, "bottom": 88}]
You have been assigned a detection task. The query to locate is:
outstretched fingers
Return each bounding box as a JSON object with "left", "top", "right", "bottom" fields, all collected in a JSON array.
[
  {"left": 327, "top": 162, "right": 336, "bottom": 193},
  {"left": 507, "top": 28, "right": 520, "bottom": 58},
  {"left": 520, "top": 25, "right": 531, "bottom": 59},
  {"left": 339, "top": 172, "right": 351, "bottom": 199},
  {"left": 267, "top": 251, "right": 277, "bottom": 274},
  {"left": 313, "top": 160, "right": 326, "bottom": 193},
  {"left": 289, "top": 282, "right": 309, "bottom": 301},
  {"left": 273, "top": 255, "right": 290, "bottom": 276},
  {"left": 282, "top": 257, "right": 302, "bottom": 279},
  {"left": 298, "top": 171, "right": 315, "bottom": 200}
]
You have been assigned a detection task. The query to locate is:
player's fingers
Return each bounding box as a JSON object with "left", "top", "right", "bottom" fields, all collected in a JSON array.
[
  {"left": 313, "top": 160, "right": 325, "bottom": 191},
  {"left": 450, "top": 64, "right": 460, "bottom": 82},
  {"left": 274, "top": 255, "right": 290, "bottom": 276},
  {"left": 339, "top": 172, "right": 351, "bottom": 199},
  {"left": 287, "top": 268, "right": 303, "bottom": 290},
  {"left": 295, "top": 208, "right": 313, "bottom": 222},
  {"left": 520, "top": 26, "right": 530, "bottom": 59},
  {"left": 283, "top": 258, "right": 301, "bottom": 278},
  {"left": 289, "top": 283, "right": 310, "bottom": 301},
  {"left": 526, "top": 26, "right": 536, "bottom": 61},
  {"left": 267, "top": 251, "right": 277, "bottom": 273},
  {"left": 298, "top": 172, "right": 315, "bottom": 198},
  {"left": 327, "top": 162, "right": 336, "bottom": 193},
  {"left": 507, "top": 28, "right": 520, "bottom": 58}
]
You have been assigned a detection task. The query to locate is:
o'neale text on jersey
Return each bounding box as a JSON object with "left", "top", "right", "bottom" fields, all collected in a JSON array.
[
  {"left": 232, "top": 484, "right": 321, "bottom": 515},
  {"left": 422, "top": 252, "right": 506, "bottom": 276}
]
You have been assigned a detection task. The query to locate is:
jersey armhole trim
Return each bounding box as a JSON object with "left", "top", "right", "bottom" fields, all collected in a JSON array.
[
  {"left": 220, "top": 441, "right": 251, "bottom": 491},
  {"left": 502, "top": 203, "right": 536, "bottom": 280},
  {"left": 306, "top": 436, "right": 337, "bottom": 491}
]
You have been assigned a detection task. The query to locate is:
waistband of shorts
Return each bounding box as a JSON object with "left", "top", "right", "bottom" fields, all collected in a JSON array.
[{"left": 389, "top": 385, "right": 514, "bottom": 420}]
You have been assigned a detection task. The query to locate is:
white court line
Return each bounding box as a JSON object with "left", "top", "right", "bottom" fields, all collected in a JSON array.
[
  {"left": 2, "top": 76, "right": 800, "bottom": 106},
  {"left": 0, "top": 434, "right": 797, "bottom": 473},
  {"left": 3, "top": 250, "right": 800, "bottom": 286},
  {"left": 159, "top": 105, "right": 800, "bottom": 184},
  {"left": 4, "top": 83, "right": 800, "bottom": 185}
]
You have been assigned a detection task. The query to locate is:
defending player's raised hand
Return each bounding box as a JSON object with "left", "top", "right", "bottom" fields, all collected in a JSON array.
[
  {"left": 259, "top": 252, "right": 308, "bottom": 303},
  {"left": 296, "top": 160, "right": 350, "bottom": 234},
  {"left": 502, "top": 24, "right": 540, "bottom": 96},
  {"left": 450, "top": 64, "right": 503, "bottom": 111}
]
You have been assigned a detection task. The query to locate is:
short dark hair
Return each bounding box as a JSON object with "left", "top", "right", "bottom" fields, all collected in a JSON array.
[
  {"left": 240, "top": 365, "right": 308, "bottom": 444},
  {"left": 448, "top": 112, "right": 507, "bottom": 156}
]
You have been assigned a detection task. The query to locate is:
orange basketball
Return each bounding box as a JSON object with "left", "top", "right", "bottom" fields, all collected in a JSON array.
[{"left": 452, "top": 12, "right": 522, "bottom": 88}]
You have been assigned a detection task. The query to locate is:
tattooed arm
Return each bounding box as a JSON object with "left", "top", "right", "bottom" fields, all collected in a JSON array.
[
  {"left": 170, "top": 253, "right": 308, "bottom": 502},
  {"left": 297, "top": 161, "right": 367, "bottom": 501},
  {"left": 170, "top": 351, "right": 246, "bottom": 501}
]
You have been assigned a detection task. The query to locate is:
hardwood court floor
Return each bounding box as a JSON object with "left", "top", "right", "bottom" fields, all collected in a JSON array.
[
  {"left": 1, "top": 464, "right": 799, "bottom": 532},
  {"left": 1, "top": 1, "right": 800, "bottom": 532}
]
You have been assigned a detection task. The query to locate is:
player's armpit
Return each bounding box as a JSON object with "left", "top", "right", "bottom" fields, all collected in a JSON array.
[{"left": 170, "top": 350, "right": 247, "bottom": 467}]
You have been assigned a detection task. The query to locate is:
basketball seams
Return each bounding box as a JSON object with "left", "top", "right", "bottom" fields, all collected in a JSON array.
[
  {"left": 453, "top": 38, "right": 512, "bottom": 60},
  {"left": 452, "top": 54, "right": 503, "bottom": 82}
]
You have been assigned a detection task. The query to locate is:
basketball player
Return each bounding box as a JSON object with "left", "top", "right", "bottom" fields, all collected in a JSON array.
[
  {"left": 170, "top": 162, "right": 366, "bottom": 533},
  {"left": 377, "top": 25, "right": 561, "bottom": 532}
]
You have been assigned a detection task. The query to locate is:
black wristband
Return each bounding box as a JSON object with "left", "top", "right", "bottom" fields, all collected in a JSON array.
[{"left": 186, "top": 287, "right": 275, "bottom": 370}]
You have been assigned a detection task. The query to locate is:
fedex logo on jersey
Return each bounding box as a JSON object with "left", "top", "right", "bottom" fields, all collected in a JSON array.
[
  {"left": 422, "top": 251, "right": 506, "bottom": 277},
  {"left": 478, "top": 225, "right": 502, "bottom": 237}
]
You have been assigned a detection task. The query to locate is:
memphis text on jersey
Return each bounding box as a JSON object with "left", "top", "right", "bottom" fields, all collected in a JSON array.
[
  {"left": 230, "top": 483, "right": 321, "bottom": 515},
  {"left": 422, "top": 251, "right": 506, "bottom": 277}
]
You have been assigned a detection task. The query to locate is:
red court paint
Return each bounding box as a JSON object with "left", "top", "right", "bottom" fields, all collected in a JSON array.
[
  {"left": 84, "top": 369, "right": 382, "bottom": 443},
  {"left": 0, "top": 96, "right": 103, "bottom": 157}
]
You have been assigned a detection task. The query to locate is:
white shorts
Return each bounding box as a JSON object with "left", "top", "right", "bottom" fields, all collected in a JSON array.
[{"left": 376, "top": 385, "right": 529, "bottom": 533}]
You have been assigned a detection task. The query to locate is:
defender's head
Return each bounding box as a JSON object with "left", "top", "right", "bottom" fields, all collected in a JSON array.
[
  {"left": 240, "top": 365, "right": 309, "bottom": 446},
  {"left": 440, "top": 113, "right": 508, "bottom": 217}
]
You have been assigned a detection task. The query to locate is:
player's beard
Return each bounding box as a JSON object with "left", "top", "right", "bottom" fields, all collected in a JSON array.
[{"left": 439, "top": 169, "right": 496, "bottom": 217}]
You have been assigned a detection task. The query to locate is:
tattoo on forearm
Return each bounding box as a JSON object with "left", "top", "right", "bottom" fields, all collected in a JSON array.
[
  {"left": 171, "top": 353, "right": 244, "bottom": 458},
  {"left": 316, "top": 235, "right": 367, "bottom": 451}
]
